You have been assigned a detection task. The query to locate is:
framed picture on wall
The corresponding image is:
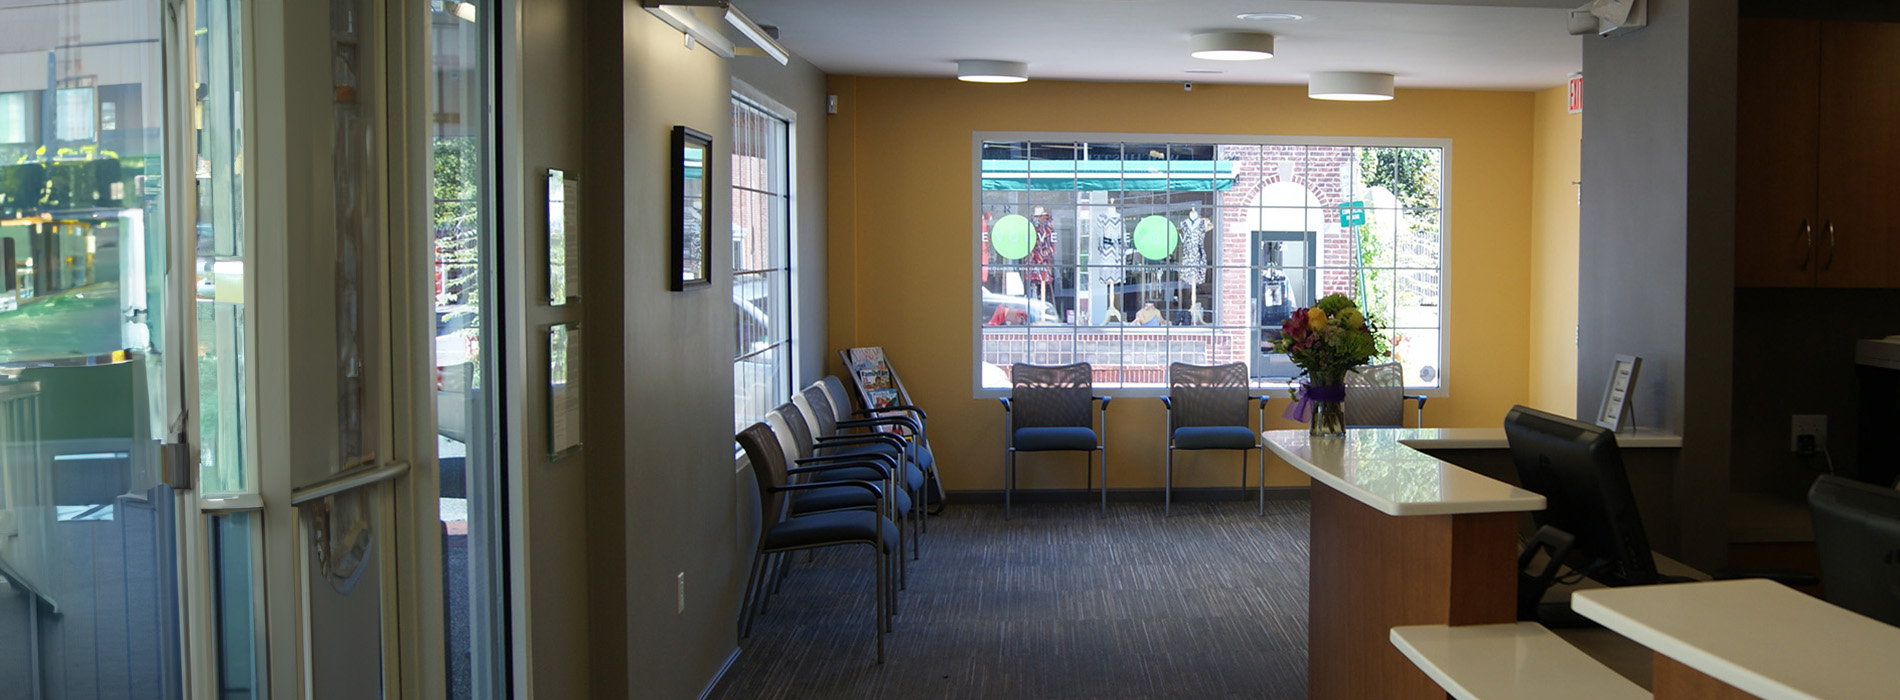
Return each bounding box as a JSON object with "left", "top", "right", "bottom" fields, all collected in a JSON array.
[
  {"left": 1595, "top": 354, "right": 1641, "bottom": 431},
  {"left": 671, "top": 125, "right": 712, "bottom": 290}
]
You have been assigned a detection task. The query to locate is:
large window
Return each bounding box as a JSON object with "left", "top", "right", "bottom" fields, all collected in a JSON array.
[
  {"left": 974, "top": 135, "right": 1447, "bottom": 392},
  {"left": 732, "top": 94, "right": 791, "bottom": 431}
]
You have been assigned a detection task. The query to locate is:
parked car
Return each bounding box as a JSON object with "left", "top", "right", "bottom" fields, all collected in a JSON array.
[{"left": 980, "top": 289, "right": 1056, "bottom": 324}]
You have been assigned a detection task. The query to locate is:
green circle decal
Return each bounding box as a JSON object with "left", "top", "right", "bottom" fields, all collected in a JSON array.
[
  {"left": 991, "top": 214, "right": 1031, "bottom": 260},
  {"left": 1133, "top": 215, "right": 1179, "bottom": 260}
]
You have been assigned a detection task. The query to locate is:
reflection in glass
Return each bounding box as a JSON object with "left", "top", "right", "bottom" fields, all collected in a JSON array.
[
  {"left": 0, "top": 1, "right": 182, "bottom": 696},
  {"left": 730, "top": 98, "right": 788, "bottom": 431}
]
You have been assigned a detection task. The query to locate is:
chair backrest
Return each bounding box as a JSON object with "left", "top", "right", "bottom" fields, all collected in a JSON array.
[
  {"left": 736, "top": 422, "right": 791, "bottom": 533},
  {"left": 820, "top": 375, "right": 857, "bottom": 416},
  {"left": 840, "top": 347, "right": 912, "bottom": 412},
  {"left": 800, "top": 384, "right": 839, "bottom": 436},
  {"left": 1168, "top": 362, "right": 1249, "bottom": 431},
  {"left": 1344, "top": 362, "right": 1405, "bottom": 427},
  {"left": 1808, "top": 474, "right": 1900, "bottom": 626},
  {"left": 1010, "top": 362, "right": 1093, "bottom": 431},
  {"left": 771, "top": 402, "right": 814, "bottom": 459}
]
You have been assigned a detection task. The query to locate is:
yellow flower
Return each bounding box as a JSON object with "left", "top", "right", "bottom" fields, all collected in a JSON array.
[
  {"left": 1339, "top": 308, "right": 1364, "bottom": 330},
  {"left": 1307, "top": 307, "right": 1328, "bottom": 329}
]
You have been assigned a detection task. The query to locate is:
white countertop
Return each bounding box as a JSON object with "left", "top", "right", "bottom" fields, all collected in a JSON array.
[
  {"left": 1572, "top": 579, "right": 1900, "bottom": 700},
  {"left": 1390, "top": 623, "right": 1648, "bottom": 700},
  {"left": 1263, "top": 429, "right": 1546, "bottom": 516},
  {"left": 1395, "top": 427, "right": 1682, "bottom": 451}
]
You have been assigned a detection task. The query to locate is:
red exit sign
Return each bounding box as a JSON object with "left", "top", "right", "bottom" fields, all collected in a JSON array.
[{"left": 1568, "top": 74, "right": 1583, "bottom": 114}]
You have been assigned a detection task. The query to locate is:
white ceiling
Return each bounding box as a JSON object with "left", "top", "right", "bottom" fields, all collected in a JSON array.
[{"left": 738, "top": 0, "right": 1586, "bottom": 91}]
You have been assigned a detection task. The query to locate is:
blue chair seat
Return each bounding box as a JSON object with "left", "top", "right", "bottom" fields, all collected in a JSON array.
[
  {"left": 794, "top": 482, "right": 912, "bottom": 517},
  {"left": 1013, "top": 426, "right": 1098, "bottom": 452},
  {"left": 1172, "top": 425, "right": 1257, "bottom": 451},
  {"left": 763, "top": 510, "right": 898, "bottom": 554},
  {"left": 816, "top": 461, "right": 926, "bottom": 493}
]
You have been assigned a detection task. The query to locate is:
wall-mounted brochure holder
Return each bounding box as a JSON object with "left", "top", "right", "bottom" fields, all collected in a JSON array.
[
  {"left": 548, "top": 169, "right": 581, "bottom": 305},
  {"left": 549, "top": 323, "right": 583, "bottom": 459}
]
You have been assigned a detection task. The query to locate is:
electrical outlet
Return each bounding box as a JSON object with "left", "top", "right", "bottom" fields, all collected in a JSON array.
[
  {"left": 1791, "top": 414, "right": 1828, "bottom": 452},
  {"left": 677, "top": 572, "right": 686, "bottom": 615}
]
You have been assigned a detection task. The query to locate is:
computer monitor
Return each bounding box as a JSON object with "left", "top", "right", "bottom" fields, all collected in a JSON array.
[
  {"left": 1503, "top": 405, "right": 1660, "bottom": 587},
  {"left": 1808, "top": 475, "right": 1900, "bottom": 626}
]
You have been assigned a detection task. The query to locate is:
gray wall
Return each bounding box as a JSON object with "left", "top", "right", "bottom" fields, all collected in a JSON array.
[
  {"left": 563, "top": 5, "right": 829, "bottom": 699},
  {"left": 1578, "top": 0, "right": 1736, "bottom": 569},
  {"left": 516, "top": 0, "right": 594, "bottom": 696}
]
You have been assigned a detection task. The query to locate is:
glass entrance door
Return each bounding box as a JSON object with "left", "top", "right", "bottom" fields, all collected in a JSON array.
[{"left": 0, "top": 1, "right": 182, "bottom": 697}]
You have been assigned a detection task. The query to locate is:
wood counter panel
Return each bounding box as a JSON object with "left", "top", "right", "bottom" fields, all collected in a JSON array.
[{"left": 1307, "top": 483, "right": 1518, "bottom": 700}]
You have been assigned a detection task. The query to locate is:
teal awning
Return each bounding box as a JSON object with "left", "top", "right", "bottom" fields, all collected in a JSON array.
[{"left": 981, "top": 159, "right": 1235, "bottom": 191}]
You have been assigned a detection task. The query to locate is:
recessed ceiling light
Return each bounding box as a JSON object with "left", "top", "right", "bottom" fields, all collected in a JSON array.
[
  {"left": 1308, "top": 72, "right": 1395, "bottom": 101},
  {"left": 957, "top": 59, "right": 1029, "bottom": 84},
  {"left": 1190, "top": 32, "right": 1275, "bottom": 61},
  {"left": 1237, "top": 12, "right": 1303, "bottom": 22},
  {"left": 1184, "top": 68, "right": 1225, "bottom": 74}
]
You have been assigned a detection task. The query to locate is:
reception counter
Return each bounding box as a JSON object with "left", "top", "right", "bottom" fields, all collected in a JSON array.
[{"left": 1263, "top": 429, "right": 1545, "bottom": 700}]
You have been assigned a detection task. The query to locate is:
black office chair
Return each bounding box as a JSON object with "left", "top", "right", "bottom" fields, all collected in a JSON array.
[
  {"left": 1000, "top": 362, "right": 1110, "bottom": 519},
  {"left": 1808, "top": 474, "right": 1900, "bottom": 626},
  {"left": 1162, "top": 362, "right": 1270, "bottom": 516},
  {"left": 1343, "top": 361, "right": 1427, "bottom": 428}
]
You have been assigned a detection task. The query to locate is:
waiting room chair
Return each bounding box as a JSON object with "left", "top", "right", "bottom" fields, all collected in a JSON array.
[
  {"left": 1343, "top": 361, "right": 1428, "bottom": 428},
  {"left": 735, "top": 421, "right": 899, "bottom": 663},
  {"left": 1163, "top": 362, "right": 1271, "bottom": 517},
  {"left": 772, "top": 401, "right": 916, "bottom": 565},
  {"left": 1000, "top": 362, "right": 1110, "bottom": 519},
  {"left": 1808, "top": 474, "right": 1900, "bottom": 626},
  {"left": 793, "top": 384, "right": 926, "bottom": 553}
]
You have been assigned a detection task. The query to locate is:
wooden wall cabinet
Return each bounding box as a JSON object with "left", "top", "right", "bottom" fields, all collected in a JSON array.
[{"left": 1736, "top": 19, "right": 1900, "bottom": 288}]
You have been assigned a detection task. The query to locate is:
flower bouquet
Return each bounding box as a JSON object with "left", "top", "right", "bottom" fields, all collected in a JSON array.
[{"left": 1272, "top": 293, "right": 1388, "bottom": 437}]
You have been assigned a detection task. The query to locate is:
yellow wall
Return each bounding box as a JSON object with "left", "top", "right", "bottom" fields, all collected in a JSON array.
[
  {"left": 1528, "top": 84, "right": 1582, "bottom": 414},
  {"left": 827, "top": 77, "right": 1536, "bottom": 490}
]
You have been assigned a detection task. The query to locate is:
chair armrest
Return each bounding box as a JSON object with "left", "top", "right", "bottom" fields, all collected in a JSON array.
[
  {"left": 1096, "top": 396, "right": 1113, "bottom": 410},
  {"left": 1159, "top": 396, "right": 1173, "bottom": 410},
  {"left": 792, "top": 453, "right": 898, "bottom": 475},
  {"left": 999, "top": 397, "right": 1012, "bottom": 412},
  {"left": 814, "top": 433, "right": 907, "bottom": 450},
  {"left": 855, "top": 405, "right": 927, "bottom": 421},
  {"left": 1252, "top": 395, "right": 1272, "bottom": 408},
  {"left": 1405, "top": 394, "right": 1429, "bottom": 410},
  {"left": 837, "top": 415, "right": 923, "bottom": 436},
  {"left": 771, "top": 480, "right": 883, "bottom": 500}
]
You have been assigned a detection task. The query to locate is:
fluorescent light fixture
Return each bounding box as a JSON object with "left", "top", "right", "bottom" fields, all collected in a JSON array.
[
  {"left": 724, "top": 6, "right": 789, "bottom": 65},
  {"left": 643, "top": 1, "right": 792, "bottom": 64},
  {"left": 1190, "top": 32, "right": 1275, "bottom": 61},
  {"left": 454, "top": 1, "right": 476, "bottom": 22},
  {"left": 1308, "top": 71, "right": 1394, "bottom": 101},
  {"left": 957, "top": 59, "right": 1029, "bottom": 84},
  {"left": 1236, "top": 12, "right": 1303, "bottom": 22},
  {"left": 649, "top": 4, "right": 735, "bottom": 57}
]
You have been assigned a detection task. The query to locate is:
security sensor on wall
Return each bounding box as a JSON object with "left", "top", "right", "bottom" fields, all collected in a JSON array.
[{"left": 1567, "top": 0, "right": 1647, "bottom": 37}]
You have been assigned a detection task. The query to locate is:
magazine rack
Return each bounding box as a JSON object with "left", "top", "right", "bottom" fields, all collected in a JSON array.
[{"left": 839, "top": 347, "right": 945, "bottom": 511}]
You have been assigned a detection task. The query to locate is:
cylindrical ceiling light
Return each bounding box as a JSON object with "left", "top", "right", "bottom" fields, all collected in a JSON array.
[
  {"left": 1308, "top": 71, "right": 1395, "bottom": 101},
  {"left": 957, "top": 59, "right": 1029, "bottom": 84},
  {"left": 1189, "top": 31, "right": 1276, "bottom": 61}
]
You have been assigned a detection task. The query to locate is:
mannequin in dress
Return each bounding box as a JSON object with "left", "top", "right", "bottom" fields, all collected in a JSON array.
[
  {"left": 1177, "top": 205, "right": 1213, "bottom": 323},
  {"left": 1096, "top": 200, "right": 1126, "bottom": 321}
]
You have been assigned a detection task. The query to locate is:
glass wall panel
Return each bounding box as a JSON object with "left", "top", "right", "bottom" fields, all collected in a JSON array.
[
  {"left": 430, "top": 0, "right": 505, "bottom": 697},
  {"left": 0, "top": 2, "right": 180, "bottom": 697}
]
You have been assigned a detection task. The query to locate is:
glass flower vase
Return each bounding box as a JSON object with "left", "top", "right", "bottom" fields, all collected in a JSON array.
[{"left": 1307, "top": 369, "right": 1347, "bottom": 438}]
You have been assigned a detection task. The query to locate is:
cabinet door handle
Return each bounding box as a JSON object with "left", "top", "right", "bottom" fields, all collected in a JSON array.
[
  {"left": 1797, "top": 219, "right": 1813, "bottom": 270},
  {"left": 1824, "top": 221, "right": 1836, "bottom": 271}
]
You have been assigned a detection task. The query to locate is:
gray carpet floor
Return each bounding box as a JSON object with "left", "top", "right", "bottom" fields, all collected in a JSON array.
[{"left": 708, "top": 497, "right": 1313, "bottom": 700}]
